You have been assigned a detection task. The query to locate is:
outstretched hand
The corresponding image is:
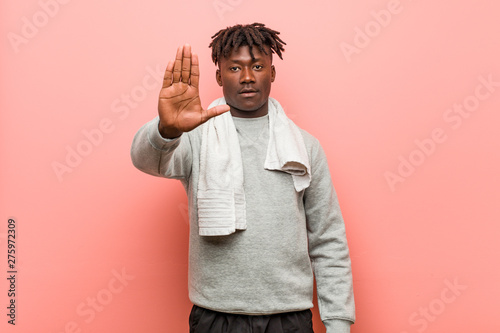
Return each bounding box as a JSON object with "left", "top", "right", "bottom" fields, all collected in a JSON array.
[{"left": 157, "top": 44, "right": 230, "bottom": 138}]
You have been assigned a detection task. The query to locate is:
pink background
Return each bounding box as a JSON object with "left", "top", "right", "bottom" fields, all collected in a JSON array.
[{"left": 1, "top": 0, "right": 499, "bottom": 332}]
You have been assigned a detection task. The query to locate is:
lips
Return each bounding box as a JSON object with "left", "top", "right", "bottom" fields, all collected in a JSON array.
[
  {"left": 239, "top": 88, "right": 258, "bottom": 97},
  {"left": 239, "top": 88, "right": 257, "bottom": 93}
]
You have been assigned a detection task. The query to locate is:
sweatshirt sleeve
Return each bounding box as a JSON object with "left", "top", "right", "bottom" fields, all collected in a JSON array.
[
  {"left": 303, "top": 140, "right": 355, "bottom": 331},
  {"left": 130, "top": 117, "right": 193, "bottom": 180}
]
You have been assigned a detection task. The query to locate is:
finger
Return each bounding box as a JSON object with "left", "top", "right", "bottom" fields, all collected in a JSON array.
[
  {"left": 162, "top": 61, "right": 174, "bottom": 89},
  {"left": 202, "top": 104, "right": 231, "bottom": 122},
  {"left": 181, "top": 44, "right": 191, "bottom": 84},
  {"left": 190, "top": 53, "right": 200, "bottom": 88},
  {"left": 172, "top": 46, "right": 183, "bottom": 83}
]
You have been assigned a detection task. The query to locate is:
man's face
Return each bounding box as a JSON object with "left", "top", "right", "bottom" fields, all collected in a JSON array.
[{"left": 216, "top": 44, "right": 276, "bottom": 118}]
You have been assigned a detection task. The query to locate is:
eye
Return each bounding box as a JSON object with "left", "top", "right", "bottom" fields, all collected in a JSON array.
[
  {"left": 254, "top": 65, "right": 263, "bottom": 70},
  {"left": 230, "top": 66, "right": 240, "bottom": 72}
]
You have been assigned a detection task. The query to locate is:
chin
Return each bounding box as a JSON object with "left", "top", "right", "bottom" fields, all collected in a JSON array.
[{"left": 238, "top": 100, "right": 267, "bottom": 112}]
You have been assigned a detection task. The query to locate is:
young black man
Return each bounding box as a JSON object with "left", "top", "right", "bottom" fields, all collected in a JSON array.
[{"left": 131, "top": 23, "right": 355, "bottom": 333}]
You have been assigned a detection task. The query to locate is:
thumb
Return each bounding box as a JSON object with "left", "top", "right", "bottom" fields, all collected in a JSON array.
[{"left": 202, "top": 104, "right": 230, "bottom": 122}]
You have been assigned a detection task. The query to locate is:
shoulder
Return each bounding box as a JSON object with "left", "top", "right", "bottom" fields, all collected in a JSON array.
[
  {"left": 297, "top": 127, "right": 325, "bottom": 160},
  {"left": 298, "top": 127, "right": 320, "bottom": 148},
  {"left": 295, "top": 127, "right": 331, "bottom": 178}
]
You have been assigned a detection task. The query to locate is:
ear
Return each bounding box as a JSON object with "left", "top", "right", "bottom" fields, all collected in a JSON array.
[
  {"left": 271, "top": 65, "right": 276, "bottom": 82},
  {"left": 216, "top": 69, "right": 223, "bottom": 86}
]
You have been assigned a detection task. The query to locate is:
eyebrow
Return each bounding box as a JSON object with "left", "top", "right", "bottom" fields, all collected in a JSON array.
[{"left": 227, "top": 58, "right": 263, "bottom": 63}]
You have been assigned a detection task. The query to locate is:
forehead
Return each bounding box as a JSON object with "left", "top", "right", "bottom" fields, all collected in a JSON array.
[{"left": 221, "top": 44, "right": 272, "bottom": 63}]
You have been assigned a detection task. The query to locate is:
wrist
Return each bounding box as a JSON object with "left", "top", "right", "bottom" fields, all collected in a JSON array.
[
  {"left": 158, "top": 122, "right": 182, "bottom": 139},
  {"left": 323, "top": 319, "right": 352, "bottom": 333}
]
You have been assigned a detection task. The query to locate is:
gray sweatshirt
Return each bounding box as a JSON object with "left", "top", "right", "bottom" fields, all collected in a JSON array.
[{"left": 130, "top": 112, "right": 355, "bottom": 332}]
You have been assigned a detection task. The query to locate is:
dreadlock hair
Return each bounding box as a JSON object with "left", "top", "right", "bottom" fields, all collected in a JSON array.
[{"left": 209, "top": 22, "right": 286, "bottom": 66}]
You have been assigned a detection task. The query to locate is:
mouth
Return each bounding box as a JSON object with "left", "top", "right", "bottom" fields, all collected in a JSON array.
[{"left": 239, "top": 88, "right": 258, "bottom": 97}]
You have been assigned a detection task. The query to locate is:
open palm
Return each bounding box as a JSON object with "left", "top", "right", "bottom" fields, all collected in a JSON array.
[{"left": 158, "top": 44, "right": 229, "bottom": 138}]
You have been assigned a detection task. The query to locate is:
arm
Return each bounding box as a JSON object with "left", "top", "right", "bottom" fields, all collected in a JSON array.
[
  {"left": 304, "top": 141, "right": 355, "bottom": 333},
  {"left": 130, "top": 117, "right": 192, "bottom": 179}
]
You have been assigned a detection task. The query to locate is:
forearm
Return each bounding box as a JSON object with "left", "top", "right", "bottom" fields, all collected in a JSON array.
[
  {"left": 130, "top": 117, "right": 191, "bottom": 179},
  {"left": 312, "top": 224, "right": 355, "bottom": 328},
  {"left": 309, "top": 207, "right": 355, "bottom": 326}
]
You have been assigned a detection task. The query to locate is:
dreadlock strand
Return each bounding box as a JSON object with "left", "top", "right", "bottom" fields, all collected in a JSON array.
[
  {"left": 260, "top": 31, "right": 276, "bottom": 50},
  {"left": 245, "top": 26, "right": 267, "bottom": 59},
  {"left": 243, "top": 28, "right": 254, "bottom": 50},
  {"left": 209, "top": 22, "right": 286, "bottom": 65},
  {"left": 232, "top": 31, "right": 245, "bottom": 53},
  {"left": 248, "top": 27, "right": 268, "bottom": 58},
  {"left": 247, "top": 28, "right": 262, "bottom": 46},
  {"left": 221, "top": 26, "right": 234, "bottom": 48}
]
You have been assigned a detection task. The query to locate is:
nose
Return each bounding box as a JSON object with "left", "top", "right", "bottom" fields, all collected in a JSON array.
[{"left": 240, "top": 67, "right": 255, "bottom": 83}]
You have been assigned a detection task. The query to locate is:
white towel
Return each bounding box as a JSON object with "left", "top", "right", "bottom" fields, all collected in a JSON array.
[{"left": 197, "top": 97, "right": 311, "bottom": 236}]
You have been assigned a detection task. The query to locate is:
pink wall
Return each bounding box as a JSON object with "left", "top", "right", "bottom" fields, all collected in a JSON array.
[{"left": 1, "top": 0, "right": 499, "bottom": 332}]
